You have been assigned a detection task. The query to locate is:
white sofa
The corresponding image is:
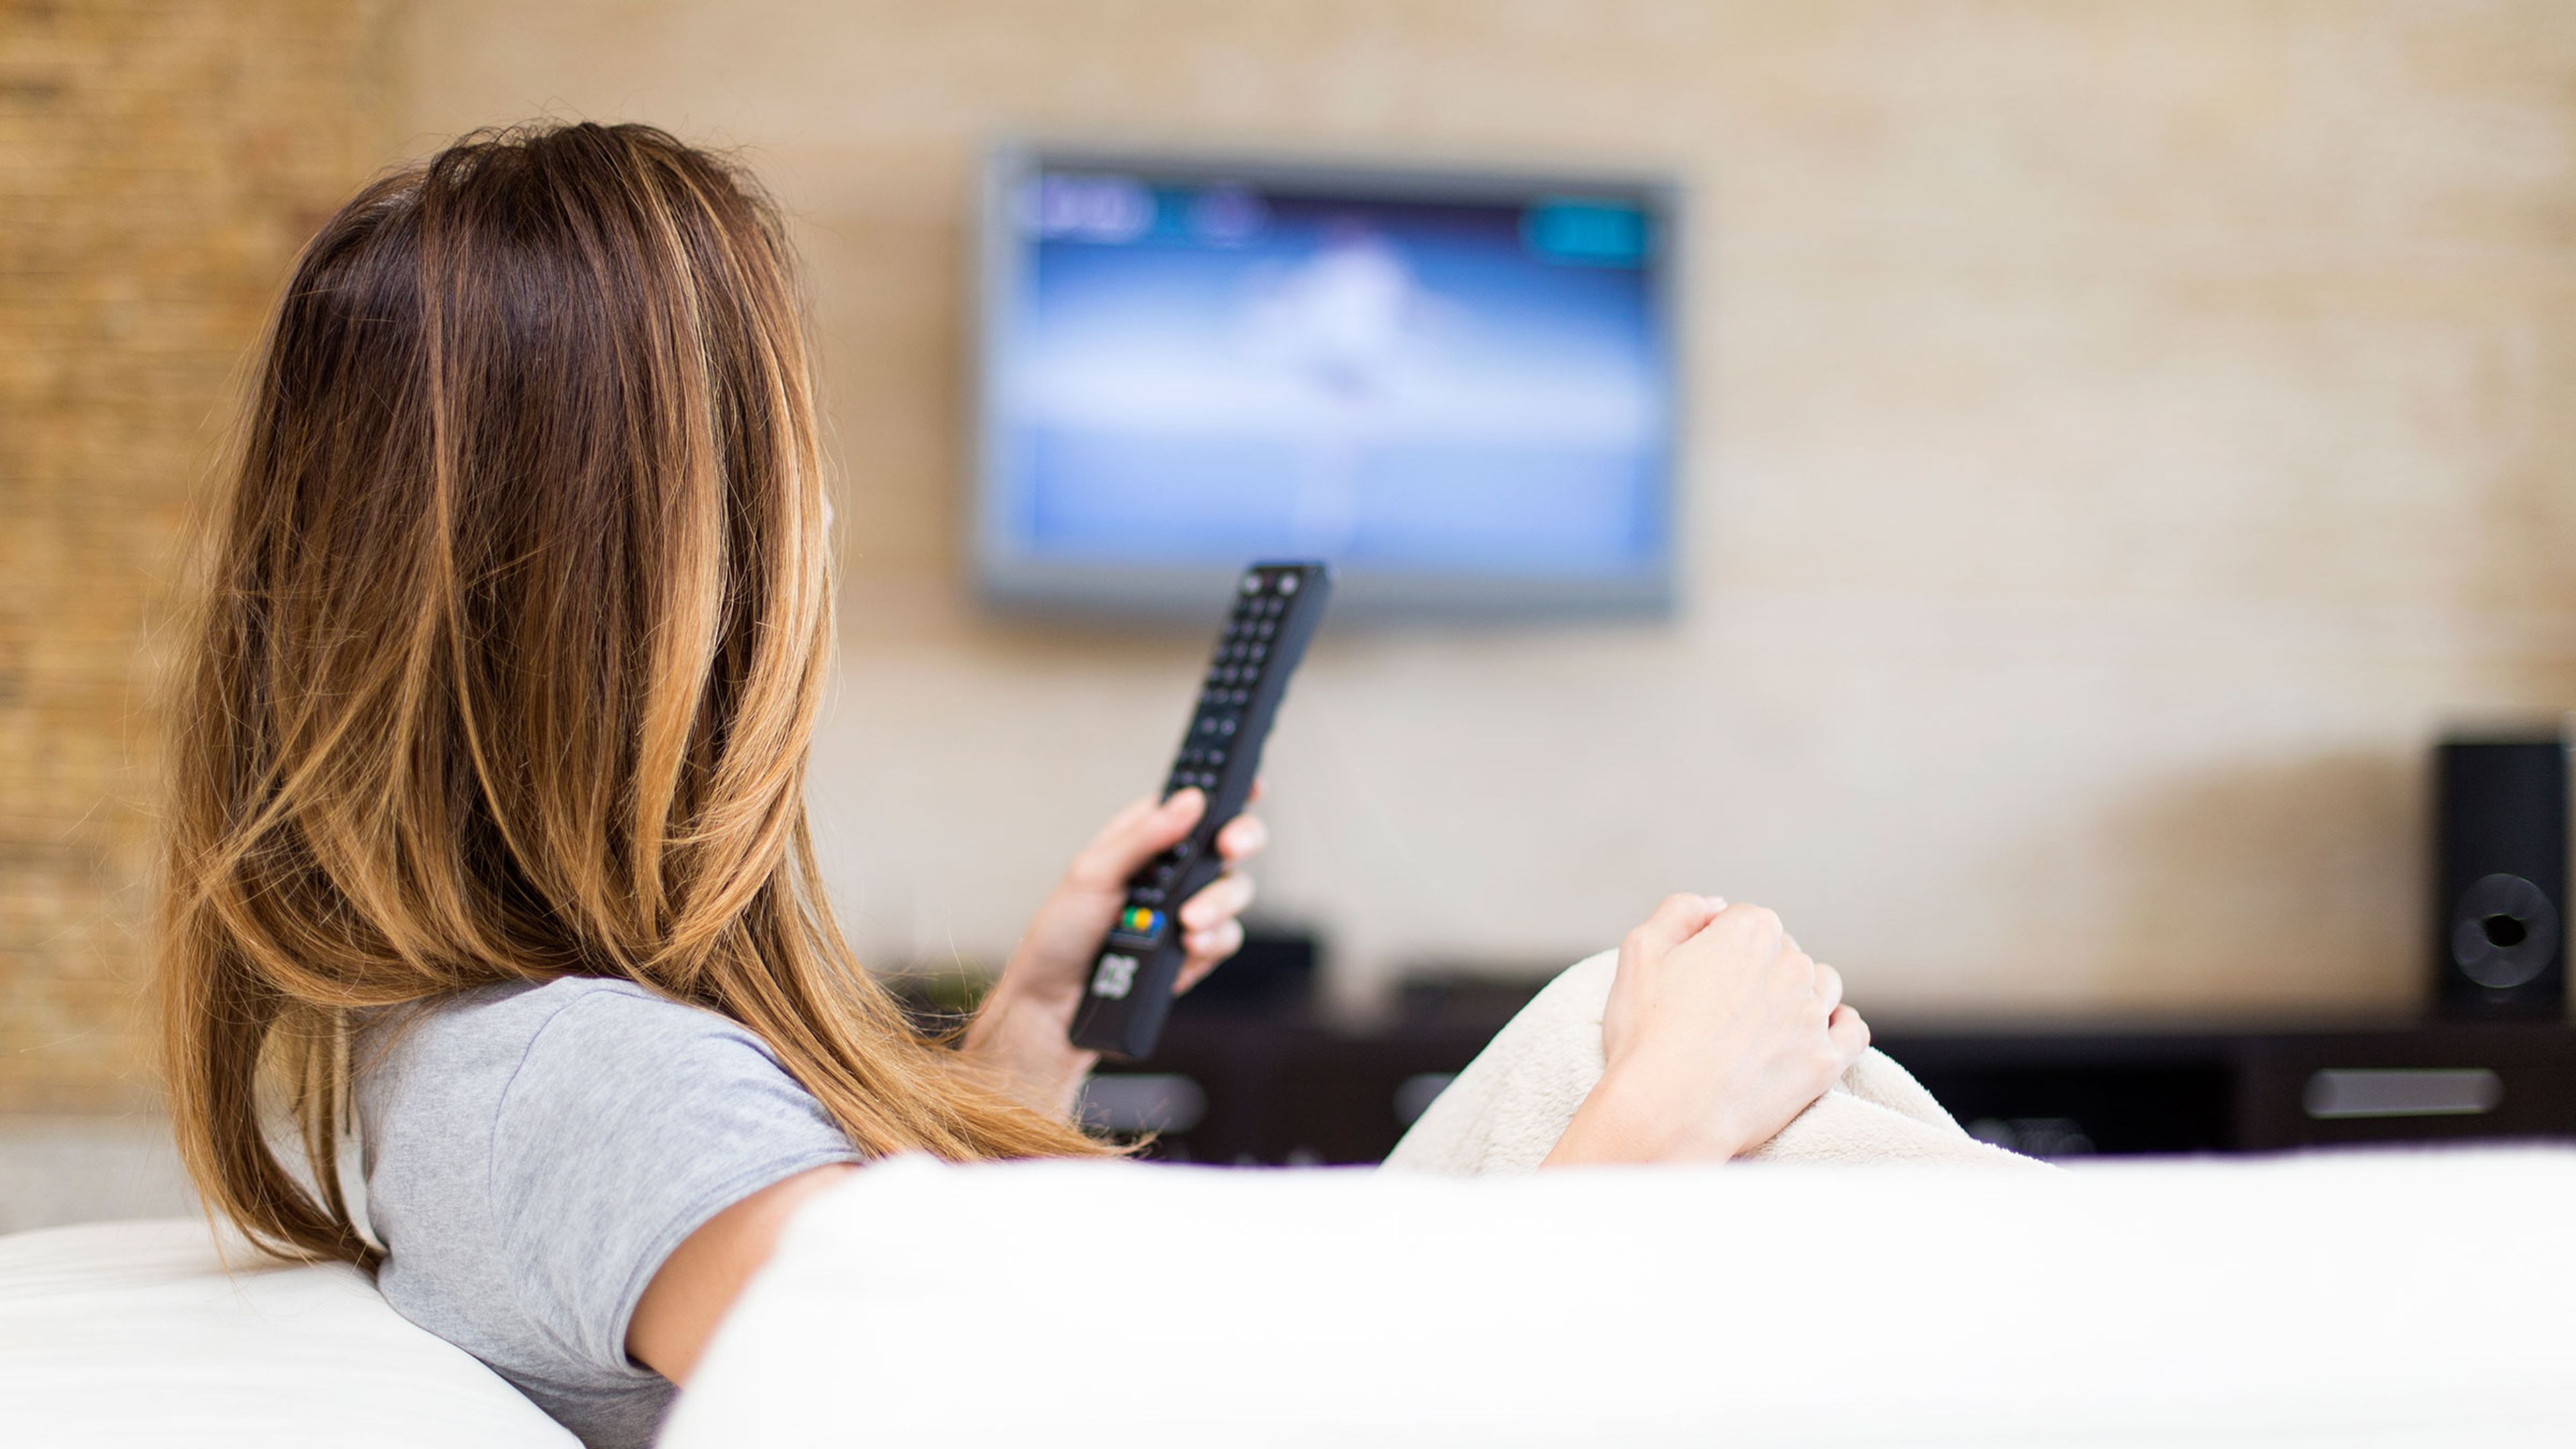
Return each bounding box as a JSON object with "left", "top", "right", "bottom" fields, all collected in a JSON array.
[
  {"left": 676, "top": 1147, "right": 2576, "bottom": 1447},
  {"left": 0, "top": 1218, "right": 572, "bottom": 1448},
  {"left": 10, "top": 1148, "right": 2570, "bottom": 1448}
]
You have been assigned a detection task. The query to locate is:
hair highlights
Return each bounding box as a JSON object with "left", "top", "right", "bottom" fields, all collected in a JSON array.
[{"left": 162, "top": 122, "right": 1103, "bottom": 1269}]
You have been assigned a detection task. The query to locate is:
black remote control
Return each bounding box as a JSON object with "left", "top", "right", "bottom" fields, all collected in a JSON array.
[{"left": 1069, "top": 561, "right": 1332, "bottom": 1059}]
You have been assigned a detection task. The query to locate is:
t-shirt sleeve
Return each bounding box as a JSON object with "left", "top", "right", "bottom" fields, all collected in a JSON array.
[{"left": 486, "top": 988, "right": 863, "bottom": 1378}]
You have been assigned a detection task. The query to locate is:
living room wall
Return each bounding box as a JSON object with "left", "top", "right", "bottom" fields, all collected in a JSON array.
[
  {"left": 396, "top": 0, "right": 2576, "bottom": 1018},
  {"left": 7, "top": 1, "right": 2575, "bottom": 1110}
]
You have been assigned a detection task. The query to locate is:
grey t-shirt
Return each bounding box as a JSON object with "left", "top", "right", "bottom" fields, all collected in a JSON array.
[{"left": 356, "top": 977, "right": 862, "bottom": 1449}]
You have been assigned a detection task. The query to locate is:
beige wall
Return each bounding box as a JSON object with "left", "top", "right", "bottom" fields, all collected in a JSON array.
[
  {"left": 8, "top": 3, "right": 2573, "bottom": 1114},
  {"left": 395, "top": 0, "right": 2576, "bottom": 1020}
]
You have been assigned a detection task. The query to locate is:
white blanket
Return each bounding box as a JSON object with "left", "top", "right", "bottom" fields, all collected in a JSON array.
[
  {"left": 670, "top": 1147, "right": 2576, "bottom": 1447},
  {"left": 1385, "top": 948, "right": 2037, "bottom": 1172}
]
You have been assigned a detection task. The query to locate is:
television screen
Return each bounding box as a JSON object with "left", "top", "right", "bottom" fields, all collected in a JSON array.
[{"left": 975, "top": 147, "right": 1680, "bottom": 618}]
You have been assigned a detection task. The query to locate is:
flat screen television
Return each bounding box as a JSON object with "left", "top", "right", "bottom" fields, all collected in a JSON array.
[{"left": 974, "top": 145, "right": 1681, "bottom": 619}]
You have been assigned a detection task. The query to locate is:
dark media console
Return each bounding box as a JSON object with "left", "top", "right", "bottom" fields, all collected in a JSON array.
[
  {"left": 1081, "top": 962, "right": 2576, "bottom": 1165},
  {"left": 1871, "top": 1018, "right": 2576, "bottom": 1157}
]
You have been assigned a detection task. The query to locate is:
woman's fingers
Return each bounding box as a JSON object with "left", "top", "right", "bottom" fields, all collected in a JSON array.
[
  {"left": 1703, "top": 902, "right": 1786, "bottom": 965},
  {"left": 1827, "top": 1004, "right": 1870, "bottom": 1071},
  {"left": 1179, "top": 869, "right": 1254, "bottom": 930},
  {"left": 1815, "top": 962, "right": 1844, "bottom": 1017},
  {"left": 1627, "top": 892, "right": 1726, "bottom": 959},
  {"left": 1215, "top": 811, "right": 1268, "bottom": 862},
  {"left": 1174, "top": 918, "right": 1246, "bottom": 993}
]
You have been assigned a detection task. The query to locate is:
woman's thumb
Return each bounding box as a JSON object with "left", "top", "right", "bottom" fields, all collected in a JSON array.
[{"left": 1071, "top": 789, "right": 1205, "bottom": 888}]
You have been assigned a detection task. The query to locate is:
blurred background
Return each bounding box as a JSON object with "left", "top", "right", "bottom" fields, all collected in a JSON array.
[{"left": 7, "top": 1, "right": 2576, "bottom": 1215}]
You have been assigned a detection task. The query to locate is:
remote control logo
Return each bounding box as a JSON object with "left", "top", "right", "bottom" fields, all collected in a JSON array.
[{"left": 1091, "top": 953, "right": 1140, "bottom": 1000}]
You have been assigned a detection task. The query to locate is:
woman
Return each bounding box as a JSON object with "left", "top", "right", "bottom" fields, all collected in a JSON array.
[{"left": 161, "top": 122, "right": 1870, "bottom": 1448}]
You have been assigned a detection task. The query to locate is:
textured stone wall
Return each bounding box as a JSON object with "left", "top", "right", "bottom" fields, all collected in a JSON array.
[{"left": 0, "top": 0, "right": 390, "bottom": 1111}]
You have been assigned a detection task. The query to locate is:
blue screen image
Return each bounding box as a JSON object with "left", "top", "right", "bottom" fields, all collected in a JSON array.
[{"left": 989, "top": 169, "right": 1672, "bottom": 584}]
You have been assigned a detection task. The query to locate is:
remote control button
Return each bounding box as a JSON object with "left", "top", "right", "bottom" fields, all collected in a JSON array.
[
  {"left": 1277, "top": 573, "right": 1299, "bottom": 594},
  {"left": 1241, "top": 574, "right": 1261, "bottom": 594},
  {"left": 1257, "top": 620, "right": 1276, "bottom": 638},
  {"left": 1248, "top": 643, "right": 1267, "bottom": 663},
  {"left": 1209, "top": 747, "right": 1228, "bottom": 765},
  {"left": 1218, "top": 717, "right": 1237, "bottom": 736},
  {"left": 1229, "top": 689, "right": 1248, "bottom": 705}
]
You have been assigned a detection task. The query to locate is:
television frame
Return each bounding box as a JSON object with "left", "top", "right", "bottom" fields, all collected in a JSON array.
[{"left": 971, "top": 142, "right": 1687, "bottom": 623}]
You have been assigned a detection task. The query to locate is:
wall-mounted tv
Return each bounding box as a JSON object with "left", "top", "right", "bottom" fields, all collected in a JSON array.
[{"left": 974, "top": 144, "right": 1681, "bottom": 620}]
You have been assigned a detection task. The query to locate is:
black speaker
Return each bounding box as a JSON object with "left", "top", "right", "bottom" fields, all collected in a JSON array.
[{"left": 2434, "top": 735, "right": 2568, "bottom": 1020}]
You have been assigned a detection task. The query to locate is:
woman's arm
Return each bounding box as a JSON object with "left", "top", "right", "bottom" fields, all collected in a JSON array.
[
  {"left": 1544, "top": 895, "right": 1868, "bottom": 1167},
  {"left": 628, "top": 1163, "right": 858, "bottom": 1384}
]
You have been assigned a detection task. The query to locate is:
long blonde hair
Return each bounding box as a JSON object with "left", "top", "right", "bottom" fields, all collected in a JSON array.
[{"left": 162, "top": 122, "right": 1104, "bottom": 1269}]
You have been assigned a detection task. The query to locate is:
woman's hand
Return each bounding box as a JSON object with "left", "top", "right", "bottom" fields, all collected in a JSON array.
[
  {"left": 961, "top": 786, "right": 1268, "bottom": 1114},
  {"left": 1544, "top": 895, "right": 1868, "bottom": 1167}
]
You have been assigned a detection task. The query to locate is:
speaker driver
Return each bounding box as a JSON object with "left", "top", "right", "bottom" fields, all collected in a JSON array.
[{"left": 2450, "top": 871, "right": 2559, "bottom": 991}]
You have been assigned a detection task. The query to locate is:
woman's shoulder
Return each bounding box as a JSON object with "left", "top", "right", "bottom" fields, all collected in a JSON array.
[
  {"left": 360, "top": 975, "right": 773, "bottom": 1115},
  {"left": 359, "top": 973, "right": 846, "bottom": 1225},
  {"left": 389, "top": 974, "right": 740, "bottom": 1048}
]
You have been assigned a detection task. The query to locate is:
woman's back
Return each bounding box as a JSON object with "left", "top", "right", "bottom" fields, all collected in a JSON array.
[{"left": 358, "top": 977, "right": 856, "bottom": 1448}]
